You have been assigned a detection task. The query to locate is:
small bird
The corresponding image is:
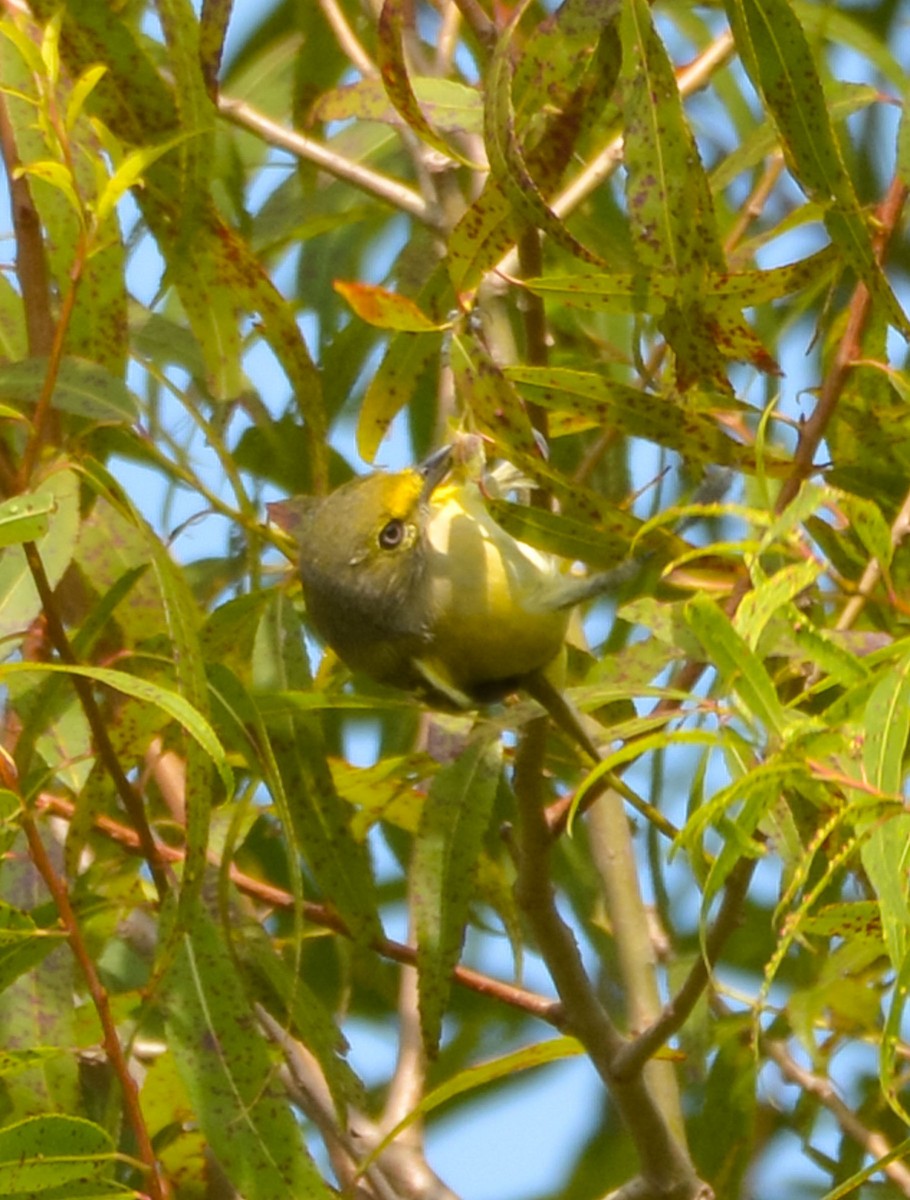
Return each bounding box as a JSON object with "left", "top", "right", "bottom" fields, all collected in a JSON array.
[{"left": 268, "top": 445, "right": 632, "bottom": 754}]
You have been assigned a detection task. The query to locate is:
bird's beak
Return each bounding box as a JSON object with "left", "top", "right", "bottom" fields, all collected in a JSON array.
[{"left": 418, "top": 445, "right": 452, "bottom": 500}]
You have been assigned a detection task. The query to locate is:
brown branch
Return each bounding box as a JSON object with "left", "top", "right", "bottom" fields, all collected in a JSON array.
[
  {"left": 612, "top": 855, "right": 757, "bottom": 1080},
  {"left": 512, "top": 719, "right": 712, "bottom": 1200},
  {"left": 775, "top": 176, "right": 909, "bottom": 515},
  {"left": 450, "top": 0, "right": 496, "bottom": 49},
  {"left": 20, "top": 809, "right": 169, "bottom": 1200},
  {"left": 0, "top": 92, "right": 55, "bottom": 357},
  {"left": 23, "top": 544, "right": 173, "bottom": 901},
  {"left": 765, "top": 1038, "right": 910, "bottom": 1197},
  {"left": 36, "top": 791, "right": 560, "bottom": 1025},
  {"left": 18, "top": 231, "right": 86, "bottom": 487}
]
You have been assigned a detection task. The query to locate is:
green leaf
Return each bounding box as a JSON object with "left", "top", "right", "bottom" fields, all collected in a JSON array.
[
  {"left": 505, "top": 364, "right": 778, "bottom": 471},
  {"left": 376, "top": 0, "right": 480, "bottom": 168},
  {"left": 0, "top": 492, "right": 55, "bottom": 548},
  {"left": 314, "top": 76, "right": 483, "bottom": 136},
  {"left": 356, "top": 263, "right": 452, "bottom": 461},
  {"left": 486, "top": 498, "right": 634, "bottom": 569},
  {"left": 619, "top": 0, "right": 729, "bottom": 388},
  {"left": 0, "top": 661, "right": 231, "bottom": 796},
  {"left": 0, "top": 904, "right": 65, "bottom": 994},
  {"left": 413, "top": 735, "right": 502, "bottom": 1055},
  {"left": 0, "top": 1115, "right": 113, "bottom": 1192},
  {"left": 0, "top": 357, "right": 137, "bottom": 422},
  {"left": 484, "top": 10, "right": 601, "bottom": 266},
  {"left": 449, "top": 332, "right": 541, "bottom": 463},
  {"left": 253, "top": 593, "right": 381, "bottom": 945},
  {"left": 359, "top": 1035, "right": 583, "bottom": 1173},
  {"left": 725, "top": 0, "right": 909, "bottom": 334},
  {"left": 0, "top": 468, "right": 79, "bottom": 652},
  {"left": 734, "top": 560, "right": 822, "bottom": 651},
  {"left": 164, "top": 912, "right": 332, "bottom": 1199},
  {"left": 859, "top": 652, "right": 910, "bottom": 969},
  {"left": 685, "top": 594, "right": 792, "bottom": 741}
]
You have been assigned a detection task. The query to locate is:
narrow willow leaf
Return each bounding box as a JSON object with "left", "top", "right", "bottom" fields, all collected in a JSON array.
[
  {"left": 357, "top": 263, "right": 452, "bottom": 461},
  {"left": 0, "top": 904, "right": 65, "bottom": 993},
  {"left": 0, "top": 468, "right": 79, "bottom": 651},
  {"left": 0, "top": 357, "right": 137, "bottom": 422},
  {"left": 485, "top": 11, "right": 601, "bottom": 266},
  {"left": 334, "top": 281, "right": 453, "bottom": 332},
  {"left": 881, "top": 949, "right": 910, "bottom": 1124},
  {"left": 156, "top": 0, "right": 216, "bottom": 239},
  {"left": 414, "top": 735, "right": 502, "bottom": 1055},
  {"left": 734, "top": 560, "right": 822, "bottom": 651},
  {"left": 359, "top": 1035, "right": 583, "bottom": 1174},
  {"left": 0, "top": 1115, "right": 113, "bottom": 1192},
  {"left": 449, "top": 333, "right": 540, "bottom": 463},
  {"left": 725, "top": 0, "right": 909, "bottom": 334},
  {"left": 0, "top": 661, "right": 231, "bottom": 794},
  {"left": 31, "top": 0, "right": 326, "bottom": 478},
  {"left": 254, "top": 593, "right": 381, "bottom": 944},
  {"left": 505, "top": 365, "right": 772, "bottom": 471},
  {"left": 377, "top": 0, "right": 480, "bottom": 168},
  {"left": 859, "top": 653, "right": 910, "bottom": 970},
  {"left": 486, "top": 498, "right": 633, "bottom": 569},
  {"left": 447, "top": 5, "right": 620, "bottom": 296},
  {"left": 165, "top": 914, "right": 332, "bottom": 1199},
  {"left": 692, "top": 1028, "right": 757, "bottom": 1196},
  {"left": 314, "top": 76, "right": 483, "bottom": 136},
  {"left": 685, "top": 594, "right": 790, "bottom": 740}
]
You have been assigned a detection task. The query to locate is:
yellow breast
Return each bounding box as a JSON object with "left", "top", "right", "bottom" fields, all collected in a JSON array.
[{"left": 422, "top": 483, "right": 569, "bottom": 692}]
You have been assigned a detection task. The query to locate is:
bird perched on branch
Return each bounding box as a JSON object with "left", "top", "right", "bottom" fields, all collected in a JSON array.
[{"left": 269, "top": 443, "right": 639, "bottom": 757}]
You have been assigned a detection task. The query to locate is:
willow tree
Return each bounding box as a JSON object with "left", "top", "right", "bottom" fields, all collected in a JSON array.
[{"left": 0, "top": 2, "right": 908, "bottom": 1198}]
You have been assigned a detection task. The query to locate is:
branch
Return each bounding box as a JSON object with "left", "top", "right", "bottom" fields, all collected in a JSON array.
[
  {"left": 19, "top": 808, "right": 169, "bottom": 1200},
  {"left": 512, "top": 720, "right": 712, "bottom": 1200},
  {"left": 587, "top": 790, "right": 686, "bottom": 1143},
  {"left": 0, "top": 92, "right": 54, "bottom": 357},
  {"left": 775, "top": 175, "right": 909, "bottom": 514},
  {"left": 765, "top": 1039, "right": 910, "bottom": 1197},
  {"left": 216, "top": 94, "right": 440, "bottom": 228},
  {"left": 37, "top": 791, "right": 561, "bottom": 1025},
  {"left": 612, "top": 856, "right": 756, "bottom": 1080},
  {"left": 24, "top": 545, "right": 173, "bottom": 900}
]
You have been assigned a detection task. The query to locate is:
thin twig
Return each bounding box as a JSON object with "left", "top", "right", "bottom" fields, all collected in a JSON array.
[
  {"left": 765, "top": 1038, "right": 910, "bottom": 1197},
  {"left": 450, "top": 0, "right": 496, "bottom": 48},
  {"left": 20, "top": 809, "right": 169, "bottom": 1200},
  {"left": 319, "top": 0, "right": 376, "bottom": 77},
  {"left": 775, "top": 175, "right": 909, "bottom": 515},
  {"left": 836, "top": 481, "right": 910, "bottom": 630},
  {"left": 612, "top": 856, "right": 757, "bottom": 1080},
  {"left": 216, "top": 94, "right": 439, "bottom": 228},
  {"left": 24, "top": 545, "right": 173, "bottom": 901}
]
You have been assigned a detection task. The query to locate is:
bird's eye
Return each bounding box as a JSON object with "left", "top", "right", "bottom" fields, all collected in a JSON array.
[{"left": 378, "top": 519, "right": 405, "bottom": 550}]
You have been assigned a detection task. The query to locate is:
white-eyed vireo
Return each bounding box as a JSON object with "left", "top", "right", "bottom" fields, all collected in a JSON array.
[{"left": 270, "top": 445, "right": 625, "bottom": 749}]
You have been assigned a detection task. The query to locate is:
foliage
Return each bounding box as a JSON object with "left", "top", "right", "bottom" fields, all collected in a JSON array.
[{"left": 0, "top": 1, "right": 908, "bottom": 1198}]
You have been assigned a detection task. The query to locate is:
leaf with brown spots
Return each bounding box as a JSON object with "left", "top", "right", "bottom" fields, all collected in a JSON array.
[
  {"left": 449, "top": 332, "right": 541, "bottom": 464},
  {"left": 725, "top": 0, "right": 909, "bottom": 335},
  {"left": 484, "top": 10, "right": 602, "bottom": 268},
  {"left": 377, "top": 0, "right": 482, "bottom": 168},
  {"left": 313, "top": 76, "right": 483, "bottom": 137},
  {"left": 505, "top": 365, "right": 788, "bottom": 473}
]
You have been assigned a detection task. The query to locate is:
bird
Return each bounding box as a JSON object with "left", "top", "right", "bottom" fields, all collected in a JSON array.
[{"left": 268, "top": 443, "right": 638, "bottom": 757}]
